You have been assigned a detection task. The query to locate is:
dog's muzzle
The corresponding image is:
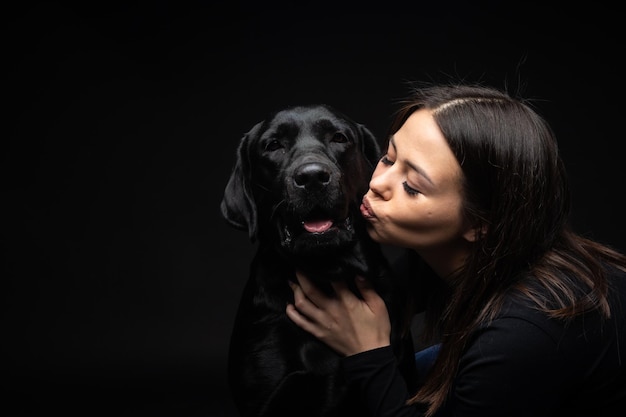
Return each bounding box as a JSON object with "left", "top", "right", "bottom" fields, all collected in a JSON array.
[{"left": 276, "top": 160, "right": 358, "bottom": 255}]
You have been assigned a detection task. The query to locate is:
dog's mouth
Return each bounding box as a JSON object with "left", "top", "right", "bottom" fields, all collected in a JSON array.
[
  {"left": 279, "top": 208, "right": 356, "bottom": 256},
  {"left": 302, "top": 218, "right": 338, "bottom": 233},
  {"left": 298, "top": 205, "right": 353, "bottom": 234},
  {"left": 290, "top": 215, "right": 353, "bottom": 237}
]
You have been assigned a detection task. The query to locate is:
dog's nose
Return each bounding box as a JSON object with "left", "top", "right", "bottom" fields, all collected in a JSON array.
[{"left": 294, "top": 163, "right": 331, "bottom": 190}]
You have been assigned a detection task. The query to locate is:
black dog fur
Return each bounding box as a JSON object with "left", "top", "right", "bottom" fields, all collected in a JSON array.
[{"left": 221, "top": 104, "right": 417, "bottom": 417}]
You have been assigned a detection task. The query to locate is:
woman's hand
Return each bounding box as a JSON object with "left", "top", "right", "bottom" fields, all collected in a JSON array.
[{"left": 285, "top": 271, "right": 391, "bottom": 357}]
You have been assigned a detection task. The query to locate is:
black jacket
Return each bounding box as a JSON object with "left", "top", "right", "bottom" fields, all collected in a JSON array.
[{"left": 341, "top": 258, "right": 626, "bottom": 416}]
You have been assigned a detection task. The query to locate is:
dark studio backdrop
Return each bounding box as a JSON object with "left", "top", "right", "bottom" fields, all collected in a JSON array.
[{"left": 3, "top": 1, "right": 624, "bottom": 416}]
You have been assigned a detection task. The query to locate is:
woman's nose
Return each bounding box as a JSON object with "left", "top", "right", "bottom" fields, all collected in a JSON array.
[{"left": 368, "top": 167, "right": 391, "bottom": 200}]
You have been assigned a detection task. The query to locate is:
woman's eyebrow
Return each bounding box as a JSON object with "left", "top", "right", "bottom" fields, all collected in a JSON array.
[{"left": 389, "top": 136, "right": 435, "bottom": 187}]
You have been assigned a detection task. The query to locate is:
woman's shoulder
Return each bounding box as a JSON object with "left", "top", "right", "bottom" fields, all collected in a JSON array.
[{"left": 490, "top": 272, "right": 626, "bottom": 353}]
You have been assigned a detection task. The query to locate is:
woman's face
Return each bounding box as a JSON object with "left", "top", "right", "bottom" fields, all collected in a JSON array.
[{"left": 361, "top": 109, "right": 475, "bottom": 276}]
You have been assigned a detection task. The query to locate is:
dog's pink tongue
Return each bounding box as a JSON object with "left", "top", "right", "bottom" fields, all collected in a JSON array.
[{"left": 303, "top": 220, "right": 333, "bottom": 233}]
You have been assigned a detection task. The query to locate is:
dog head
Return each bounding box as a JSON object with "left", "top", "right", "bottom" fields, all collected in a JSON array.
[{"left": 221, "top": 104, "right": 381, "bottom": 260}]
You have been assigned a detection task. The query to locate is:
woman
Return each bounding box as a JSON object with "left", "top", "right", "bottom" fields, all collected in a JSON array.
[{"left": 285, "top": 83, "right": 626, "bottom": 416}]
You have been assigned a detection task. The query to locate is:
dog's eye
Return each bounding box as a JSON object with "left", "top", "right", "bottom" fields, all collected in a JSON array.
[
  {"left": 265, "top": 140, "right": 283, "bottom": 151},
  {"left": 331, "top": 132, "right": 349, "bottom": 143}
]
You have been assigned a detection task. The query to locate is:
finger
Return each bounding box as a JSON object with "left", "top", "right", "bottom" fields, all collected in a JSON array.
[
  {"left": 354, "top": 275, "right": 372, "bottom": 294},
  {"left": 354, "top": 275, "right": 385, "bottom": 309},
  {"left": 289, "top": 280, "right": 326, "bottom": 322},
  {"left": 329, "top": 279, "right": 357, "bottom": 302},
  {"left": 294, "top": 271, "right": 327, "bottom": 306},
  {"left": 285, "top": 303, "right": 323, "bottom": 337},
  {"left": 286, "top": 285, "right": 330, "bottom": 339}
]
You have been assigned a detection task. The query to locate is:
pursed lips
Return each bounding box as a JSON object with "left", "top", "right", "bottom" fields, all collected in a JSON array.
[{"left": 360, "top": 196, "right": 376, "bottom": 219}]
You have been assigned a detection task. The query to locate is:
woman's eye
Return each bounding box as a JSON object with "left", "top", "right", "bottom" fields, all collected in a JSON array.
[
  {"left": 380, "top": 155, "right": 393, "bottom": 165},
  {"left": 403, "top": 181, "right": 421, "bottom": 196}
]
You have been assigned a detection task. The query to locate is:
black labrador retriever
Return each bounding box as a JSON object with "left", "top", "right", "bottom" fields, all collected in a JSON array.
[{"left": 220, "top": 104, "right": 417, "bottom": 417}]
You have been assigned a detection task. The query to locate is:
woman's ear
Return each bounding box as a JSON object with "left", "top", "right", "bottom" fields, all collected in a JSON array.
[{"left": 462, "top": 224, "right": 487, "bottom": 242}]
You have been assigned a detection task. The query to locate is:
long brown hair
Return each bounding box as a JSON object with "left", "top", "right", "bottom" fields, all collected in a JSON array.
[{"left": 388, "top": 83, "right": 626, "bottom": 416}]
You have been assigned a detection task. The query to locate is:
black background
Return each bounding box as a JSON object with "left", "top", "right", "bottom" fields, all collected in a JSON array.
[{"left": 3, "top": 1, "right": 624, "bottom": 416}]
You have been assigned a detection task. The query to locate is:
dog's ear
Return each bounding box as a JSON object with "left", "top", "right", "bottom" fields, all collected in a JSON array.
[
  {"left": 357, "top": 124, "right": 382, "bottom": 169},
  {"left": 220, "top": 122, "right": 264, "bottom": 242}
]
